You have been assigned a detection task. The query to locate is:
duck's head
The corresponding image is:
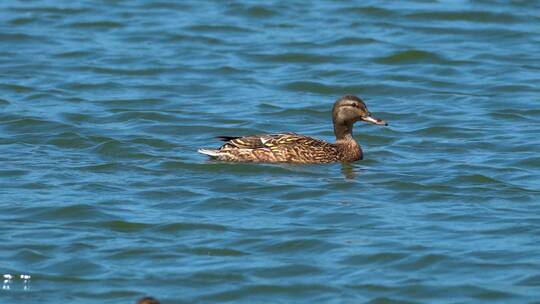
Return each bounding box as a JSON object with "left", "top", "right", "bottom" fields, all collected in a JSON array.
[{"left": 332, "top": 95, "right": 387, "bottom": 126}]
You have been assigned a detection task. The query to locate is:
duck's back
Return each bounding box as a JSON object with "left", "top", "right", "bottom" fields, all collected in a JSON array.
[{"left": 201, "top": 133, "right": 341, "bottom": 163}]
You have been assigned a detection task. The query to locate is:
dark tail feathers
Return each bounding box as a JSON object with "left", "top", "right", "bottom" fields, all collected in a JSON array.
[{"left": 216, "top": 136, "right": 241, "bottom": 142}]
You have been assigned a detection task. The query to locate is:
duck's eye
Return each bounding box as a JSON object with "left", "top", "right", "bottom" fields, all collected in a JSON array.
[{"left": 350, "top": 103, "right": 358, "bottom": 108}]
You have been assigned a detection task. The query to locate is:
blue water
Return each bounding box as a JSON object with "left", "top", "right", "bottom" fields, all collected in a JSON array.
[{"left": 1, "top": 1, "right": 540, "bottom": 303}]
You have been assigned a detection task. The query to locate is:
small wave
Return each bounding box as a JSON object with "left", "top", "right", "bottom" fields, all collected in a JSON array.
[
  {"left": 1, "top": 117, "right": 73, "bottom": 134},
  {"left": 0, "top": 83, "right": 34, "bottom": 93},
  {"left": 509, "top": 157, "right": 540, "bottom": 169},
  {"left": 260, "top": 238, "right": 335, "bottom": 254},
  {"left": 517, "top": 274, "right": 540, "bottom": 287},
  {"left": 407, "top": 126, "right": 478, "bottom": 138},
  {"left": 61, "top": 81, "right": 121, "bottom": 91},
  {"left": 130, "top": 137, "right": 177, "bottom": 149},
  {"left": 328, "top": 37, "right": 379, "bottom": 46},
  {"left": 184, "top": 246, "right": 248, "bottom": 257},
  {"left": 448, "top": 174, "right": 509, "bottom": 186},
  {"left": 341, "top": 252, "right": 407, "bottom": 266},
  {"left": 153, "top": 222, "right": 228, "bottom": 233},
  {"left": 282, "top": 81, "right": 422, "bottom": 96},
  {"left": 89, "top": 66, "right": 168, "bottom": 76},
  {"left": 487, "top": 84, "right": 539, "bottom": 94},
  {"left": 281, "top": 81, "right": 340, "bottom": 94},
  {"left": 8, "top": 6, "right": 91, "bottom": 14},
  {"left": 93, "top": 140, "right": 154, "bottom": 160},
  {"left": 189, "top": 271, "right": 246, "bottom": 282},
  {"left": 44, "top": 259, "right": 107, "bottom": 277},
  {"left": 202, "top": 66, "right": 250, "bottom": 75},
  {"left": 248, "top": 53, "right": 340, "bottom": 64},
  {"left": 165, "top": 33, "right": 225, "bottom": 45},
  {"left": 113, "top": 111, "right": 179, "bottom": 123},
  {"left": 406, "top": 11, "right": 521, "bottom": 24},
  {"left": 250, "top": 264, "right": 322, "bottom": 279},
  {"left": 47, "top": 132, "right": 91, "bottom": 149},
  {"left": 185, "top": 24, "right": 255, "bottom": 33},
  {"left": 12, "top": 249, "right": 49, "bottom": 263},
  {"left": 63, "top": 21, "right": 124, "bottom": 29},
  {"left": 24, "top": 204, "right": 116, "bottom": 222},
  {"left": 98, "top": 220, "right": 153, "bottom": 233},
  {"left": 0, "top": 169, "right": 28, "bottom": 178},
  {"left": 77, "top": 162, "right": 122, "bottom": 172},
  {"left": 335, "top": 6, "right": 398, "bottom": 18},
  {"left": 8, "top": 17, "right": 36, "bottom": 25},
  {"left": 227, "top": 5, "right": 278, "bottom": 18},
  {"left": 200, "top": 283, "right": 338, "bottom": 302},
  {"left": 395, "top": 253, "right": 450, "bottom": 271},
  {"left": 95, "top": 98, "right": 167, "bottom": 108},
  {"left": 139, "top": 2, "right": 192, "bottom": 10},
  {"left": 0, "top": 33, "right": 53, "bottom": 44},
  {"left": 375, "top": 50, "right": 447, "bottom": 65}
]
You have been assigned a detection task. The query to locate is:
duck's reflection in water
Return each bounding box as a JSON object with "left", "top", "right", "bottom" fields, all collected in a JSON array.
[
  {"left": 202, "top": 159, "right": 362, "bottom": 180},
  {"left": 341, "top": 163, "right": 362, "bottom": 180}
]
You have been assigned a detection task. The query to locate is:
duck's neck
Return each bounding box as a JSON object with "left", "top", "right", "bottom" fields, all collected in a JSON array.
[
  {"left": 334, "top": 121, "right": 362, "bottom": 161},
  {"left": 334, "top": 120, "right": 354, "bottom": 141}
]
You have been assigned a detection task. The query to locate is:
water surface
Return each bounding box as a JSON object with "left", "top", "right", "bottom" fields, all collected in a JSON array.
[{"left": 1, "top": 0, "right": 540, "bottom": 303}]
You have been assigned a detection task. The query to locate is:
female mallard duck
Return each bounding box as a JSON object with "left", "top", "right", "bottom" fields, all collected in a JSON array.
[{"left": 198, "top": 95, "right": 387, "bottom": 163}]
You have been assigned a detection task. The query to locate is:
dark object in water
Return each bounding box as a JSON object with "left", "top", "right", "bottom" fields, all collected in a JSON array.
[
  {"left": 137, "top": 296, "right": 160, "bottom": 304},
  {"left": 198, "top": 95, "right": 387, "bottom": 163}
]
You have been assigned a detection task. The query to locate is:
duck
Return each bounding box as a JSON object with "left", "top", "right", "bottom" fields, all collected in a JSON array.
[{"left": 198, "top": 95, "right": 387, "bottom": 163}]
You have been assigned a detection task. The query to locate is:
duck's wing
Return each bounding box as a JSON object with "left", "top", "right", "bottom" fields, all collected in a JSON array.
[
  {"left": 218, "top": 132, "right": 317, "bottom": 149},
  {"left": 201, "top": 133, "right": 337, "bottom": 163}
]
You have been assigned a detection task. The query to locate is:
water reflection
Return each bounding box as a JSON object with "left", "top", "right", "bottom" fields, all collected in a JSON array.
[
  {"left": 341, "top": 163, "right": 361, "bottom": 180},
  {"left": 203, "top": 159, "right": 363, "bottom": 180},
  {"left": 2, "top": 274, "right": 31, "bottom": 291}
]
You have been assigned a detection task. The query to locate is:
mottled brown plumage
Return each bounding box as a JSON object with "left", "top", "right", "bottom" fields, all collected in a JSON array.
[{"left": 198, "top": 95, "right": 387, "bottom": 163}]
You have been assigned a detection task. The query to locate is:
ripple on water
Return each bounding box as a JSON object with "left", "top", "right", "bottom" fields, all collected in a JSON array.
[
  {"left": 0, "top": 169, "right": 28, "bottom": 178},
  {"left": 0, "top": 33, "right": 54, "bottom": 44},
  {"left": 375, "top": 50, "right": 450, "bottom": 65},
  {"left": 327, "top": 37, "right": 380, "bottom": 46},
  {"left": 44, "top": 259, "right": 107, "bottom": 277},
  {"left": 52, "top": 50, "right": 95, "bottom": 59},
  {"left": 164, "top": 33, "right": 226, "bottom": 45},
  {"left": 46, "top": 132, "right": 92, "bottom": 149},
  {"left": 12, "top": 249, "right": 50, "bottom": 264},
  {"left": 260, "top": 238, "right": 336, "bottom": 255},
  {"left": 152, "top": 222, "right": 229, "bottom": 234},
  {"left": 248, "top": 52, "right": 343, "bottom": 64},
  {"left": 94, "top": 220, "right": 153, "bottom": 233},
  {"left": 189, "top": 271, "right": 246, "bottom": 283},
  {"left": 62, "top": 21, "right": 125, "bottom": 30},
  {"left": 250, "top": 263, "right": 323, "bottom": 279},
  {"left": 23, "top": 204, "right": 117, "bottom": 222},
  {"left": 92, "top": 139, "right": 154, "bottom": 159},
  {"left": 405, "top": 11, "right": 522, "bottom": 24},
  {"left": 0, "top": 83, "right": 35, "bottom": 93},
  {"left": 341, "top": 252, "right": 408, "bottom": 266},
  {"left": 226, "top": 5, "right": 278, "bottom": 18},
  {"left": 200, "top": 284, "right": 339, "bottom": 303},
  {"left": 517, "top": 274, "right": 540, "bottom": 287},
  {"left": 282, "top": 81, "right": 424, "bottom": 96},
  {"left": 336, "top": 6, "right": 398, "bottom": 18},
  {"left": 185, "top": 24, "right": 255, "bottom": 33},
  {"left": 184, "top": 246, "right": 248, "bottom": 257}
]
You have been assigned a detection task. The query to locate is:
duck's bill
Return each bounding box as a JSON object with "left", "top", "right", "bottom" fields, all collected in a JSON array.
[{"left": 361, "top": 115, "right": 388, "bottom": 126}]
